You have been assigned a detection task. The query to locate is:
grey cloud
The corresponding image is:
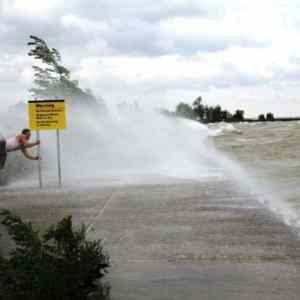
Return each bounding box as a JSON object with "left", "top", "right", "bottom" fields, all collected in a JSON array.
[
  {"left": 0, "top": 17, "right": 87, "bottom": 51},
  {"left": 63, "top": 0, "right": 210, "bottom": 22},
  {"left": 210, "top": 64, "right": 268, "bottom": 89},
  {"left": 0, "top": 0, "right": 271, "bottom": 59},
  {"left": 1, "top": 0, "right": 300, "bottom": 114},
  {"left": 164, "top": 37, "right": 248, "bottom": 56},
  {"left": 104, "top": 19, "right": 163, "bottom": 56}
]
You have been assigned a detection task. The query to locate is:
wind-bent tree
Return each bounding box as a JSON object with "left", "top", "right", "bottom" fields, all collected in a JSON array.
[{"left": 28, "top": 35, "right": 104, "bottom": 109}]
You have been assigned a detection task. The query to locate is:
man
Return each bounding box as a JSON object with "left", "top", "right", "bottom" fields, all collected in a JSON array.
[{"left": 0, "top": 128, "right": 40, "bottom": 169}]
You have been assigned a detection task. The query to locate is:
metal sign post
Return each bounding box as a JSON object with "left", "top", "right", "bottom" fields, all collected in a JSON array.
[
  {"left": 36, "top": 130, "right": 42, "bottom": 188},
  {"left": 28, "top": 99, "right": 66, "bottom": 188},
  {"left": 56, "top": 129, "right": 62, "bottom": 186}
]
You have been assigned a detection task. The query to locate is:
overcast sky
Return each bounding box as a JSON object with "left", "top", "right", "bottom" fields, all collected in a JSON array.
[{"left": 1, "top": 0, "right": 300, "bottom": 117}]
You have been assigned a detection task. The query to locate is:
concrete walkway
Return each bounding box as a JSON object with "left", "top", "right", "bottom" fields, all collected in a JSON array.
[{"left": 1, "top": 180, "right": 300, "bottom": 299}]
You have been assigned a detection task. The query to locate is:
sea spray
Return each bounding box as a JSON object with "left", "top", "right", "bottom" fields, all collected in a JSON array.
[
  {"left": 1, "top": 103, "right": 237, "bottom": 184},
  {"left": 208, "top": 149, "right": 300, "bottom": 231},
  {"left": 1, "top": 104, "right": 300, "bottom": 233},
  {"left": 55, "top": 105, "right": 223, "bottom": 183}
]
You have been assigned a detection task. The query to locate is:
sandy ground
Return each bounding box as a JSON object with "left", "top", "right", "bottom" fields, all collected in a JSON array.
[{"left": 1, "top": 180, "right": 300, "bottom": 299}]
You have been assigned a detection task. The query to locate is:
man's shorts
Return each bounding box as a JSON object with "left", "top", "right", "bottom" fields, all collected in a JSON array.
[{"left": 0, "top": 139, "right": 7, "bottom": 169}]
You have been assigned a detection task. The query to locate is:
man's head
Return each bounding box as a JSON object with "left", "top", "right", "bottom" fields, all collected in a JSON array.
[{"left": 21, "top": 128, "right": 31, "bottom": 140}]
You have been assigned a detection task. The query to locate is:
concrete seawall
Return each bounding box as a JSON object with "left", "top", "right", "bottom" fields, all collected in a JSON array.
[{"left": 1, "top": 180, "right": 300, "bottom": 299}]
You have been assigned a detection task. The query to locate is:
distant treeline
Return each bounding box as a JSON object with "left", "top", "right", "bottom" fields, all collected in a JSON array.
[{"left": 160, "top": 96, "right": 277, "bottom": 123}]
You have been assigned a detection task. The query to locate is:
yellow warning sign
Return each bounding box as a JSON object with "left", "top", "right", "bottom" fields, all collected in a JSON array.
[{"left": 28, "top": 100, "right": 66, "bottom": 130}]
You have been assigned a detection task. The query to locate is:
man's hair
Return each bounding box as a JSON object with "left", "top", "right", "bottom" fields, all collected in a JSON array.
[{"left": 21, "top": 128, "right": 31, "bottom": 135}]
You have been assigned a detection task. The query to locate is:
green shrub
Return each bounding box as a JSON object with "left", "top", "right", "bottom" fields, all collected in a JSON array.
[{"left": 0, "top": 210, "right": 110, "bottom": 300}]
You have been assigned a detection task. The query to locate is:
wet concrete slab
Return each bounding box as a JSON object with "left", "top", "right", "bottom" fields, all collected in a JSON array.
[{"left": 1, "top": 180, "right": 300, "bottom": 299}]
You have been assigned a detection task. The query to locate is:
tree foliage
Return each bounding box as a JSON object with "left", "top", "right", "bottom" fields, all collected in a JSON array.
[
  {"left": 231, "top": 110, "right": 245, "bottom": 122},
  {"left": 175, "top": 102, "right": 196, "bottom": 119},
  {"left": 266, "top": 112, "right": 275, "bottom": 121},
  {"left": 258, "top": 113, "right": 275, "bottom": 122},
  {"left": 28, "top": 35, "right": 103, "bottom": 109},
  {"left": 175, "top": 97, "right": 233, "bottom": 123},
  {"left": 192, "top": 96, "right": 205, "bottom": 120},
  {"left": 0, "top": 210, "right": 110, "bottom": 300},
  {"left": 173, "top": 96, "right": 278, "bottom": 123}
]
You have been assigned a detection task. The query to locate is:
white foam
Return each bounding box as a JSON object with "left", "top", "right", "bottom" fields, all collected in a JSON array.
[{"left": 210, "top": 122, "right": 242, "bottom": 136}]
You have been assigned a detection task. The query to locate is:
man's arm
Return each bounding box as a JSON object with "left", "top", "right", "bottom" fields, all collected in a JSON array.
[
  {"left": 21, "top": 148, "right": 39, "bottom": 160},
  {"left": 20, "top": 136, "right": 40, "bottom": 148}
]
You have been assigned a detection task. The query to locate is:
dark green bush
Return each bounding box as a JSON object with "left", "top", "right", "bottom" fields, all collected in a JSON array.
[{"left": 0, "top": 210, "right": 110, "bottom": 300}]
